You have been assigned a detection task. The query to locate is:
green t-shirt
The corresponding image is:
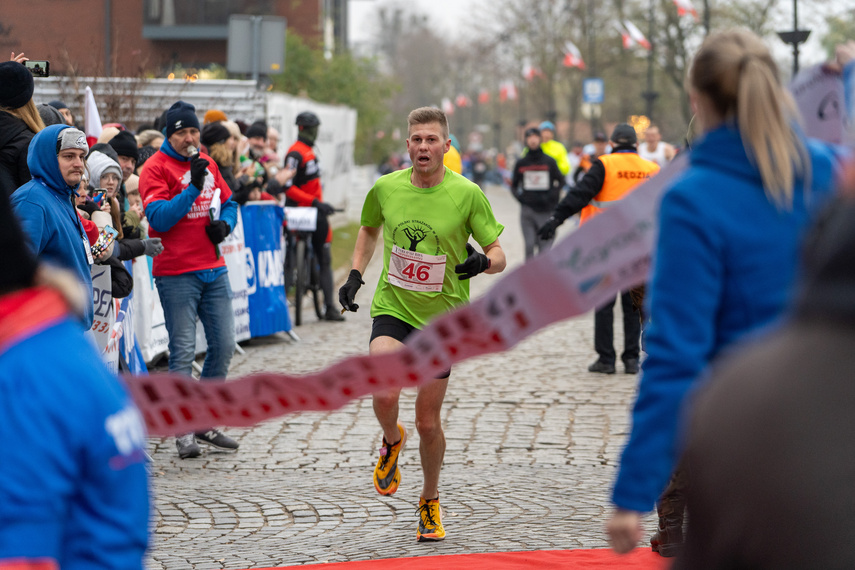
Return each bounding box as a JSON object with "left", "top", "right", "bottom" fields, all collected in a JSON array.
[{"left": 361, "top": 167, "right": 505, "bottom": 328}]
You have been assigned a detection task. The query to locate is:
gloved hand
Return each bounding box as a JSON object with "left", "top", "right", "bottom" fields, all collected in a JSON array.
[
  {"left": 205, "top": 220, "right": 231, "bottom": 245},
  {"left": 312, "top": 198, "right": 336, "bottom": 217},
  {"left": 339, "top": 269, "right": 365, "bottom": 312},
  {"left": 190, "top": 155, "right": 210, "bottom": 190},
  {"left": 537, "top": 216, "right": 562, "bottom": 240},
  {"left": 455, "top": 243, "right": 490, "bottom": 280},
  {"left": 143, "top": 237, "right": 164, "bottom": 257}
]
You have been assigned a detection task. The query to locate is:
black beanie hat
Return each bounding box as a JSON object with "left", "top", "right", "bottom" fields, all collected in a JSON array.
[
  {"left": 48, "top": 100, "right": 68, "bottom": 111},
  {"left": 137, "top": 145, "right": 158, "bottom": 168},
  {"left": 0, "top": 61, "right": 35, "bottom": 110},
  {"left": 109, "top": 130, "right": 139, "bottom": 162},
  {"left": 165, "top": 101, "right": 200, "bottom": 138},
  {"left": 610, "top": 123, "right": 638, "bottom": 145},
  {"left": 201, "top": 122, "right": 231, "bottom": 148},
  {"left": 246, "top": 120, "right": 268, "bottom": 140}
]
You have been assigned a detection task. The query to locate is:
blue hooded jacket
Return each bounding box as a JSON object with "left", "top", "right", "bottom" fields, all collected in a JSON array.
[
  {"left": 612, "top": 125, "right": 844, "bottom": 512},
  {"left": 10, "top": 124, "right": 93, "bottom": 327}
]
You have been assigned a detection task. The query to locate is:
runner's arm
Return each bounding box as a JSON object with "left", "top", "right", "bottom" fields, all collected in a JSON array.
[
  {"left": 481, "top": 239, "right": 506, "bottom": 274},
  {"left": 351, "top": 225, "right": 381, "bottom": 275}
]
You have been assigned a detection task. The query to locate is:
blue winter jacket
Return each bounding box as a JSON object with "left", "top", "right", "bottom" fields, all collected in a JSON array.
[
  {"left": 10, "top": 124, "right": 94, "bottom": 327},
  {"left": 612, "top": 125, "right": 843, "bottom": 512},
  {"left": 0, "top": 294, "right": 149, "bottom": 568}
]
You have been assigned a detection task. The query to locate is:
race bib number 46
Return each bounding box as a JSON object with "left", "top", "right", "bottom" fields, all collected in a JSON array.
[{"left": 388, "top": 245, "right": 446, "bottom": 292}]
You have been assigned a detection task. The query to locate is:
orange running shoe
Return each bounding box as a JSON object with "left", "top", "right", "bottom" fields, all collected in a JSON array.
[
  {"left": 373, "top": 422, "right": 407, "bottom": 495},
  {"left": 416, "top": 496, "right": 446, "bottom": 541}
]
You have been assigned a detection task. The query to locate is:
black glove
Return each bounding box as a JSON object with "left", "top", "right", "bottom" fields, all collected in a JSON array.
[
  {"left": 455, "top": 243, "right": 490, "bottom": 280},
  {"left": 190, "top": 155, "right": 210, "bottom": 190},
  {"left": 205, "top": 220, "right": 231, "bottom": 245},
  {"left": 143, "top": 237, "right": 164, "bottom": 257},
  {"left": 312, "top": 198, "right": 336, "bottom": 217},
  {"left": 537, "top": 216, "right": 562, "bottom": 241},
  {"left": 338, "top": 269, "right": 365, "bottom": 312}
]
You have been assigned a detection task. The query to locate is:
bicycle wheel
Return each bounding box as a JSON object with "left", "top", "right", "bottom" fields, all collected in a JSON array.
[
  {"left": 294, "top": 240, "right": 308, "bottom": 326},
  {"left": 310, "top": 254, "right": 323, "bottom": 320}
]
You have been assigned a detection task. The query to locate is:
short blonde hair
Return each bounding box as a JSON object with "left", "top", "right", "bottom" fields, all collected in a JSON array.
[
  {"left": 407, "top": 107, "right": 449, "bottom": 141},
  {"left": 689, "top": 29, "right": 808, "bottom": 208}
]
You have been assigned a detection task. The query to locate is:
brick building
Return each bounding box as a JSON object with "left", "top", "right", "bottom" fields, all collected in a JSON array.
[{"left": 0, "top": 0, "right": 330, "bottom": 77}]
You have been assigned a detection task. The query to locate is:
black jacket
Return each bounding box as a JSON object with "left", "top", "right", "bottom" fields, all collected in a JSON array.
[
  {"left": 0, "top": 111, "right": 35, "bottom": 199},
  {"left": 510, "top": 147, "right": 563, "bottom": 212},
  {"left": 552, "top": 144, "right": 639, "bottom": 222}
]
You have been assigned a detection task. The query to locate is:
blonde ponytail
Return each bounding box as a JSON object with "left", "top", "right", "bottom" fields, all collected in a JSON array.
[{"left": 690, "top": 29, "right": 809, "bottom": 209}]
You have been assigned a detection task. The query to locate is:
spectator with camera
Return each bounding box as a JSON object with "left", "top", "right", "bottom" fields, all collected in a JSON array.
[
  {"left": 0, "top": 57, "right": 45, "bottom": 198},
  {"left": 139, "top": 100, "right": 240, "bottom": 460}
]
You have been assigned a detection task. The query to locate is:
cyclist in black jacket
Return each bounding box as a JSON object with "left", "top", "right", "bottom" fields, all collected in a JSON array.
[{"left": 510, "top": 127, "right": 564, "bottom": 259}]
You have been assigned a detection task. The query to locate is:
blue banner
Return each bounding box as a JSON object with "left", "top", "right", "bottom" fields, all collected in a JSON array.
[{"left": 241, "top": 203, "right": 291, "bottom": 337}]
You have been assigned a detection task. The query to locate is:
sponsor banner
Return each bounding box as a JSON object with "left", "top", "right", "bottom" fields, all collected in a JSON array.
[
  {"left": 91, "top": 264, "right": 120, "bottom": 373},
  {"left": 126, "top": 156, "right": 690, "bottom": 436},
  {"left": 242, "top": 203, "right": 290, "bottom": 337},
  {"left": 132, "top": 255, "right": 170, "bottom": 364}
]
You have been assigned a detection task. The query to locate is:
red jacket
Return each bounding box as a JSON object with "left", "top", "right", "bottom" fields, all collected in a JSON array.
[{"left": 139, "top": 150, "right": 232, "bottom": 276}]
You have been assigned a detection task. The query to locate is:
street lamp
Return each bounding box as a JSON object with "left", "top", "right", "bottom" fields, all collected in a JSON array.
[{"left": 777, "top": 0, "right": 810, "bottom": 77}]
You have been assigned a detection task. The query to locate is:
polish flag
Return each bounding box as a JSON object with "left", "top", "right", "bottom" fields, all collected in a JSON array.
[
  {"left": 441, "top": 97, "right": 455, "bottom": 115},
  {"left": 84, "top": 86, "right": 103, "bottom": 148},
  {"left": 522, "top": 59, "right": 543, "bottom": 81},
  {"left": 455, "top": 94, "right": 472, "bottom": 108},
  {"left": 673, "top": 0, "right": 699, "bottom": 21},
  {"left": 562, "top": 41, "right": 586, "bottom": 69},
  {"left": 499, "top": 80, "right": 518, "bottom": 102},
  {"left": 621, "top": 20, "right": 651, "bottom": 51},
  {"left": 478, "top": 90, "right": 490, "bottom": 104}
]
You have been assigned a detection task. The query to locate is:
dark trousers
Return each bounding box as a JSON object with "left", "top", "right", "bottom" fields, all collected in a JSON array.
[{"left": 594, "top": 290, "right": 641, "bottom": 365}]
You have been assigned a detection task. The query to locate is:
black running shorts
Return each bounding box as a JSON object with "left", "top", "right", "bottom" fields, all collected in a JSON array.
[{"left": 370, "top": 314, "right": 451, "bottom": 379}]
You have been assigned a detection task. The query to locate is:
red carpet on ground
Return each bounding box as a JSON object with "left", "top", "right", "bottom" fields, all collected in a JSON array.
[{"left": 254, "top": 548, "right": 671, "bottom": 569}]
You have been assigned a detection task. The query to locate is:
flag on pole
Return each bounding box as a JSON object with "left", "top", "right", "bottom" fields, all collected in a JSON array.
[
  {"left": 522, "top": 59, "right": 543, "bottom": 81},
  {"left": 499, "top": 80, "right": 518, "bottom": 102},
  {"left": 84, "top": 86, "right": 103, "bottom": 148},
  {"left": 455, "top": 94, "right": 472, "bottom": 108},
  {"left": 478, "top": 90, "right": 490, "bottom": 104},
  {"left": 562, "top": 41, "right": 586, "bottom": 69},
  {"left": 673, "top": 0, "right": 699, "bottom": 21},
  {"left": 621, "top": 20, "right": 651, "bottom": 51},
  {"left": 441, "top": 97, "right": 455, "bottom": 115}
]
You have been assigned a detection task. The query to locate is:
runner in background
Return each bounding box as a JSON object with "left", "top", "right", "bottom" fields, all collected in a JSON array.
[
  {"left": 637, "top": 125, "right": 675, "bottom": 167},
  {"left": 338, "top": 107, "right": 506, "bottom": 542}
]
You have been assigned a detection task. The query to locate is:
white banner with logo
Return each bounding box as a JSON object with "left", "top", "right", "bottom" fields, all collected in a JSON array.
[{"left": 91, "top": 264, "right": 120, "bottom": 372}]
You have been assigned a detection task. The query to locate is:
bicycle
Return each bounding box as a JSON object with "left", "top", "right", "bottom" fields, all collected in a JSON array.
[{"left": 283, "top": 207, "right": 324, "bottom": 326}]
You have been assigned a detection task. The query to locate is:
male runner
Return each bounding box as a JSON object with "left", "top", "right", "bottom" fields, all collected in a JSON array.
[{"left": 339, "top": 107, "right": 506, "bottom": 542}]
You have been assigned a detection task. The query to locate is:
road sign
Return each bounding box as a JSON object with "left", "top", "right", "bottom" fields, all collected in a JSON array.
[
  {"left": 227, "top": 15, "right": 286, "bottom": 79},
  {"left": 582, "top": 78, "right": 605, "bottom": 104}
]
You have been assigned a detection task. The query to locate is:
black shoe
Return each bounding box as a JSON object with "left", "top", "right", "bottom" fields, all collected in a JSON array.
[
  {"left": 588, "top": 360, "right": 616, "bottom": 374},
  {"left": 624, "top": 358, "right": 640, "bottom": 375},
  {"left": 324, "top": 308, "right": 345, "bottom": 322},
  {"left": 176, "top": 433, "right": 201, "bottom": 459},
  {"left": 194, "top": 429, "right": 239, "bottom": 451},
  {"left": 650, "top": 516, "right": 684, "bottom": 557}
]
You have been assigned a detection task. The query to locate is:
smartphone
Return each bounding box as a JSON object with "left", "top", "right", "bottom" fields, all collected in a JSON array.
[
  {"left": 91, "top": 225, "right": 119, "bottom": 258},
  {"left": 24, "top": 60, "right": 50, "bottom": 77},
  {"left": 91, "top": 188, "right": 107, "bottom": 204}
]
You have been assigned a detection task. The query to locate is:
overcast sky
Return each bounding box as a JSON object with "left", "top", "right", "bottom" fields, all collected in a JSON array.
[{"left": 349, "top": 0, "right": 855, "bottom": 69}]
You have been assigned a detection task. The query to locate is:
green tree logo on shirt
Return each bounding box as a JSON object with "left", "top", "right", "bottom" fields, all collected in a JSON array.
[{"left": 392, "top": 220, "right": 440, "bottom": 255}]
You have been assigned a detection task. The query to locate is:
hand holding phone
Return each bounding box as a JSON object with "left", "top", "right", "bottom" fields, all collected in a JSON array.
[{"left": 91, "top": 225, "right": 118, "bottom": 259}]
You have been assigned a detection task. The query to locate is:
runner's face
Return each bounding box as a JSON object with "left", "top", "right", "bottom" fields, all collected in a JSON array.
[
  {"left": 645, "top": 128, "right": 660, "bottom": 144},
  {"left": 526, "top": 133, "right": 541, "bottom": 150},
  {"left": 406, "top": 122, "right": 449, "bottom": 179}
]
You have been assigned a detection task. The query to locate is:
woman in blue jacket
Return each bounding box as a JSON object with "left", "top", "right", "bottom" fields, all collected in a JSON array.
[{"left": 606, "top": 29, "right": 845, "bottom": 555}]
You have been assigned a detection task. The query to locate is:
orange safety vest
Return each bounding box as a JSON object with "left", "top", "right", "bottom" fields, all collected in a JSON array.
[{"left": 579, "top": 152, "right": 660, "bottom": 225}]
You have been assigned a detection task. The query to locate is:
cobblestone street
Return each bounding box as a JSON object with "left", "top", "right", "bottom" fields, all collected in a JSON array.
[{"left": 147, "top": 182, "right": 657, "bottom": 569}]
